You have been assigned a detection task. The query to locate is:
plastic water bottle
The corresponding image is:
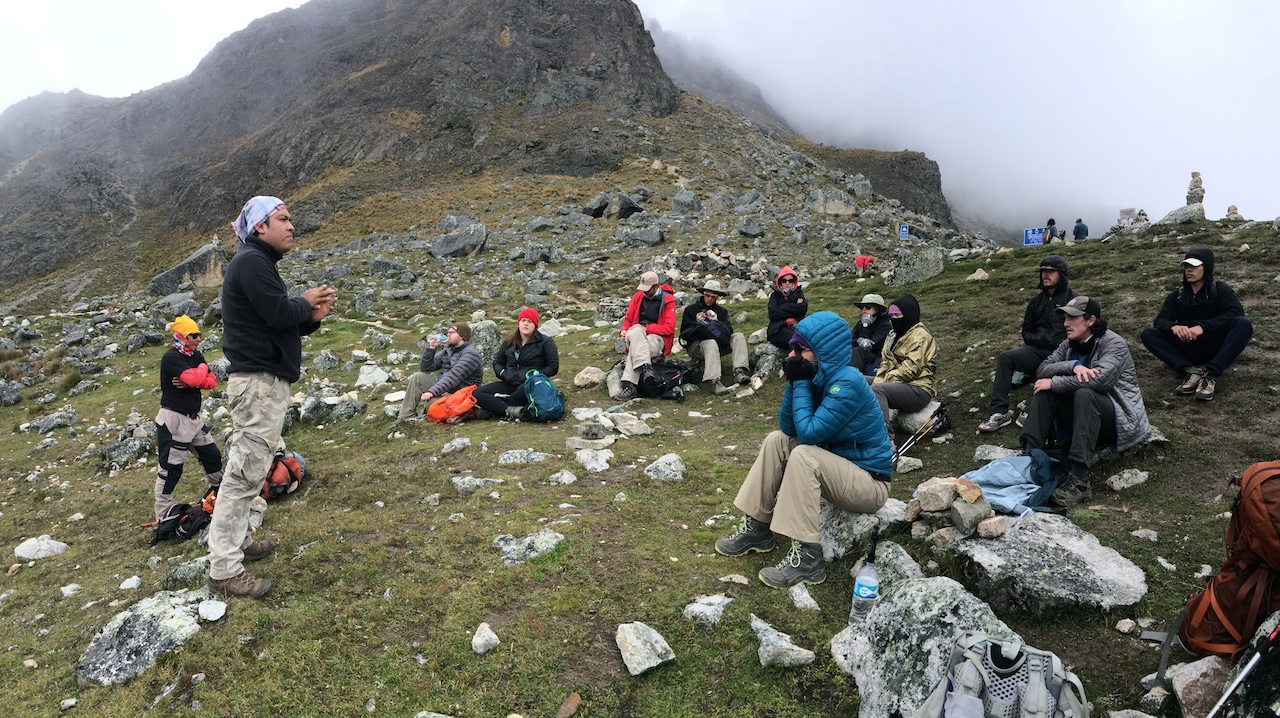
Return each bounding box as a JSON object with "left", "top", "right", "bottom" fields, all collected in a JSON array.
[
  {"left": 849, "top": 530, "right": 880, "bottom": 622},
  {"left": 849, "top": 562, "right": 880, "bottom": 622}
]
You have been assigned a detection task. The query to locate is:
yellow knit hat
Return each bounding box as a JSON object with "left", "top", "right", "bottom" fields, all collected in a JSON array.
[{"left": 170, "top": 315, "right": 200, "bottom": 337}]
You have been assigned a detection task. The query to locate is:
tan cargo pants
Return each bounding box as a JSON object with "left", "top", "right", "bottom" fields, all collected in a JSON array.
[
  {"left": 621, "top": 325, "right": 667, "bottom": 384},
  {"left": 734, "top": 430, "right": 889, "bottom": 543},
  {"left": 688, "top": 334, "right": 749, "bottom": 383},
  {"left": 208, "top": 372, "right": 289, "bottom": 581}
]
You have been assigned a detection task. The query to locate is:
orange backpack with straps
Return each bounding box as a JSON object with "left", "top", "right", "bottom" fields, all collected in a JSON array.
[
  {"left": 1178, "top": 461, "right": 1280, "bottom": 659},
  {"left": 426, "top": 385, "right": 478, "bottom": 424}
]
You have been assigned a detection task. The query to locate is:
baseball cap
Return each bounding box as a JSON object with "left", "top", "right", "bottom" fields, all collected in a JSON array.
[
  {"left": 1180, "top": 257, "right": 1204, "bottom": 267},
  {"left": 1057, "top": 295, "right": 1101, "bottom": 318},
  {"left": 637, "top": 270, "right": 660, "bottom": 291}
]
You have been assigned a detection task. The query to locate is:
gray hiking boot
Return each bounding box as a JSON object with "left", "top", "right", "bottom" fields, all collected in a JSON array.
[
  {"left": 977, "top": 411, "right": 1014, "bottom": 434},
  {"left": 714, "top": 516, "right": 776, "bottom": 557},
  {"left": 1051, "top": 464, "right": 1093, "bottom": 509},
  {"left": 1195, "top": 373, "right": 1216, "bottom": 401},
  {"left": 208, "top": 570, "right": 271, "bottom": 599},
  {"left": 243, "top": 538, "right": 276, "bottom": 563},
  {"left": 733, "top": 369, "right": 750, "bottom": 386},
  {"left": 615, "top": 381, "right": 638, "bottom": 402},
  {"left": 758, "top": 540, "right": 826, "bottom": 588},
  {"left": 709, "top": 379, "right": 732, "bottom": 396},
  {"left": 1175, "top": 367, "right": 1204, "bottom": 395}
]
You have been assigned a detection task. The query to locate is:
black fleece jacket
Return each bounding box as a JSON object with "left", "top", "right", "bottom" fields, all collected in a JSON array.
[
  {"left": 220, "top": 237, "right": 320, "bottom": 383},
  {"left": 1021, "top": 280, "right": 1079, "bottom": 351}
]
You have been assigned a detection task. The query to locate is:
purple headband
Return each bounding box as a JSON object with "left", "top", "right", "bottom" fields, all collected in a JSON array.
[
  {"left": 788, "top": 331, "right": 810, "bottom": 349},
  {"left": 232, "top": 196, "right": 286, "bottom": 242}
]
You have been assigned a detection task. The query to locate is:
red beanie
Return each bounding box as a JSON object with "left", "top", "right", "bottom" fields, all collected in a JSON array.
[{"left": 518, "top": 307, "right": 540, "bottom": 328}]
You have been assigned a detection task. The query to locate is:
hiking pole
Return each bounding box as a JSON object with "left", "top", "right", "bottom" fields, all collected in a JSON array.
[
  {"left": 1205, "top": 621, "right": 1280, "bottom": 718},
  {"left": 892, "top": 404, "right": 950, "bottom": 463}
]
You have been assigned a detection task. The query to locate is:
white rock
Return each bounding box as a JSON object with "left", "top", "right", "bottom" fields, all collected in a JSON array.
[
  {"left": 682, "top": 594, "right": 733, "bottom": 626},
  {"left": 119, "top": 576, "right": 141, "bottom": 590},
  {"left": 547, "top": 470, "right": 577, "bottom": 486},
  {"left": 472, "top": 622, "right": 500, "bottom": 654},
  {"left": 15, "top": 535, "right": 69, "bottom": 560},
  {"left": 61, "top": 583, "right": 81, "bottom": 597},
  {"left": 749, "top": 613, "right": 815, "bottom": 667},
  {"left": 383, "top": 390, "right": 406, "bottom": 403},
  {"left": 1131, "top": 529, "right": 1159, "bottom": 542},
  {"left": 788, "top": 584, "right": 821, "bottom": 612},
  {"left": 198, "top": 600, "right": 227, "bottom": 621},
  {"left": 1115, "top": 618, "right": 1137, "bottom": 634},
  {"left": 719, "top": 574, "right": 750, "bottom": 585},
  {"left": 896, "top": 456, "right": 923, "bottom": 474},
  {"left": 576, "top": 449, "right": 614, "bottom": 473},
  {"left": 615, "top": 621, "right": 675, "bottom": 676}
]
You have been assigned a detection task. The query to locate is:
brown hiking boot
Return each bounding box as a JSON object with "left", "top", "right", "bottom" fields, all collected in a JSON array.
[
  {"left": 243, "top": 538, "right": 276, "bottom": 563},
  {"left": 208, "top": 571, "right": 271, "bottom": 599}
]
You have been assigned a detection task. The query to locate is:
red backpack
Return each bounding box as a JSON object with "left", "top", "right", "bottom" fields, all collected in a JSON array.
[
  {"left": 261, "top": 451, "right": 304, "bottom": 500},
  {"left": 1178, "top": 461, "right": 1280, "bottom": 659}
]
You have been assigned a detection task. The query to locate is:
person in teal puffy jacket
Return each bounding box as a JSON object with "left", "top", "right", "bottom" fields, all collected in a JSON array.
[{"left": 714, "top": 311, "right": 893, "bottom": 588}]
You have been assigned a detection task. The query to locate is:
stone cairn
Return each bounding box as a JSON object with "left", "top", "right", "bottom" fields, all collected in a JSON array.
[
  {"left": 1186, "top": 171, "right": 1205, "bottom": 206},
  {"left": 904, "top": 476, "right": 1005, "bottom": 544}
]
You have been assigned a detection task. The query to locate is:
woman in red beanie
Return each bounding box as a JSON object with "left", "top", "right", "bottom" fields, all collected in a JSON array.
[{"left": 474, "top": 307, "right": 560, "bottom": 420}]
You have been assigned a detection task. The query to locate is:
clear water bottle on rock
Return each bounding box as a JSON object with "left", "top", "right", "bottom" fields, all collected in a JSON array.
[{"left": 849, "top": 531, "right": 880, "bottom": 623}]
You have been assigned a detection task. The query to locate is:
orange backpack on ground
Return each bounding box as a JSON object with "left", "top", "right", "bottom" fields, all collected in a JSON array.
[
  {"left": 1178, "top": 461, "right": 1280, "bottom": 659},
  {"left": 261, "top": 451, "right": 304, "bottom": 500},
  {"left": 426, "top": 385, "right": 478, "bottom": 424}
]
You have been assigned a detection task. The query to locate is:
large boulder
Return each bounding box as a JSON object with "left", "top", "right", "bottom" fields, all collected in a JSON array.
[
  {"left": 147, "top": 243, "right": 227, "bottom": 296},
  {"left": 151, "top": 292, "right": 202, "bottom": 320},
  {"left": 1219, "top": 611, "right": 1280, "bottom": 717},
  {"left": 101, "top": 437, "right": 153, "bottom": 470},
  {"left": 885, "top": 246, "right": 945, "bottom": 286},
  {"left": 430, "top": 223, "right": 487, "bottom": 258},
  {"left": 818, "top": 499, "right": 908, "bottom": 562},
  {"left": 1156, "top": 203, "right": 1206, "bottom": 225},
  {"left": 593, "top": 297, "right": 630, "bottom": 326},
  {"left": 468, "top": 319, "right": 502, "bottom": 370},
  {"left": 76, "top": 590, "right": 204, "bottom": 686},
  {"left": 831, "top": 542, "right": 1019, "bottom": 718},
  {"left": 807, "top": 187, "right": 860, "bottom": 216},
  {"left": 955, "top": 512, "right": 1147, "bottom": 614}
]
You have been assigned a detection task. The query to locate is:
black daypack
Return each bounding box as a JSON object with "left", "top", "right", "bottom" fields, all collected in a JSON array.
[
  {"left": 639, "top": 360, "right": 693, "bottom": 401},
  {"left": 150, "top": 487, "right": 217, "bottom": 546}
]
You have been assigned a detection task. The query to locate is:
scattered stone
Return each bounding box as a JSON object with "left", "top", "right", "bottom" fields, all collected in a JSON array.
[
  {"left": 547, "top": 470, "right": 577, "bottom": 486},
  {"left": 15, "top": 535, "right": 69, "bottom": 560},
  {"left": 576, "top": 449, "right": 614, "bottom": 473},
  {"left": 161, "top": 556, "right": 210, "bottom": 591},
  {"left": 1131, "top": 529, "right": 1159, "bottom": 542},
  {"left": 896, "top": 456, "right": 923, "bottom": 474},
  {"left": 77, "top": 590, "right": 204, "bottom": 686},
  {"left": 472, "top": 623, "right": 500, "bottom": 654},
  {"left": 609, "top": 413, "right": 653, "bottom": 436},
  {"left": 1140, "top": 686, "right": 1170, "bottom": 713},
  {"left": 441, "top": 438, "right": 471, "bottom": 454},
  {"left": 565, "top": 436, "right": 617, "bottom": 450},
  {"left": 956, "top": 513, "right": 1147, "bottom": 614},
  {"left": 719, "top": 574, "right": 750, "bottom": 585},
  {"left": 966, "top": 268, "right": 990, "bottom": 281},
  {"left": 119, "top": 576, "right": 142, "bottom": 590},
  {"left": 788, "top": 584, "right": 821, "bottom": 612},
  {"left": 615, "top": 621, "right": 675, "bottom": 676},
  {"left": 60, "top": 698, "right": 78, "bottom": 710},
  {"left": 974, "top": 444, "right": 1021, "bottom": 467},
  {"left": 574, "top": 367, "right": 606, "bottom": 388},
  {"left": 750, "top": 613, "right": 815, "bottom": 668},
  {"left": 62, "top": 583, "right": 82, "bottom": 597},
  {"left": 1158, "top": 557, "right": 1177, "bottom": 572},
  {"left": 198, "top": 600, "right": 227, "bottom": 622},
  {"left": 555, "top": 692, "right": 582, "bottom": 718},
  {"left": 682, "top": 594, "right": 733, "bottom": 626},
  {"left": 452, "top": 477, "right": 504, "bottom": 494},
  {"left": 355, "top": 365, "right": 390, "bottom": 388},
  {"left": 493, "top": 529, "right": 564, "bottom": 565},
  {"left": 644, "top": 453, "right": 685, "bottom": 482},
  {"left": 497, "top": 449, "right": 553, "bottom": 465},
  {"left": 976, "top": 516, "right": 1007, "bottom": 538},
  {"left": 1116, "top": 618, "right": 1137, "bottom": 635},
  {"left": 1106, "top": 469, "right": 1149, "bottom": 491}
]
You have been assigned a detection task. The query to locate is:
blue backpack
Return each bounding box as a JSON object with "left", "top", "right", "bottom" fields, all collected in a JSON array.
[{"left": 523, "top": 370, "right": 565, "bottom": 421}]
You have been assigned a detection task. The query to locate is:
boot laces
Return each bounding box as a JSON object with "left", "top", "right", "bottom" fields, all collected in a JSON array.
[{"left": 777, "top": 541, "right": 803, "bottom": 569}]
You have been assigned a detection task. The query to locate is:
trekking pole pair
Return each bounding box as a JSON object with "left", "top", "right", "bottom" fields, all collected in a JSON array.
[
  {"left": 891, "top": 403, "right": 951, "bottom": 463},
  {"left": 1206, "top": 620, "right": 1280, "bottom": 718}
]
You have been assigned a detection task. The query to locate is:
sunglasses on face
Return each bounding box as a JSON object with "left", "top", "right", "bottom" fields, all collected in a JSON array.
[{"left": 779, "top": 277, "right": 797, "bottom": 285}]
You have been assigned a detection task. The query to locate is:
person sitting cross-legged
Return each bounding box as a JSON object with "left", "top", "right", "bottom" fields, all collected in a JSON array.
[
  {"left": 870, "top": 295, "right": 938, "bottom": 444},
  {"left": 679, "top": 279, "right": 750, "bottom": 396},
  {"left": 473, "top": 308, "right": 559, "bottom": 420},
  {"left": 1019, "top": 296, "right": 1151, "bottom": 509},
  {"left": 715, "top": 311, "right": 893, "bottom": 589}
]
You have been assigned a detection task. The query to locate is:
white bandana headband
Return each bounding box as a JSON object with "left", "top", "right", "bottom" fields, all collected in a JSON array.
[{"left": 232, "top": 196, "right": 286, "bottom": 241}]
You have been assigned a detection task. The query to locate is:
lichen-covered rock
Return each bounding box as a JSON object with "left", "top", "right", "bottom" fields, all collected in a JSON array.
[
  {"left": 1169, "top": 656, "right": 1231, "bottom": 718},
  {"left": 955, "top": 513, "right": 1147, "bottom": 614},
  {"left": 574, "top": 366, "right": 606, "bottom": 388},
  {"left": 885, "top": 247, "right": 945, "bottom": 286},
  {"left": 493, "top": 528, "right": 563, "bottom": 565},
  {"left": 682, "top": 594, "right": 733, "bottom": 626},
  {"left": 644, "top": 453, "right": 685, "bottom": 481},
  {"left": 452, "top": 476, "right": 503, "bottom": 494},
  {"left": 818, "top": 499, "right": 907, "bottom": 562},
  {"left": 615, "top": 621, "right": 674, "bottom": 676},
  {"left": 26, "top": 408, "right": 77, "bottom": 434},
  {"left": 750, "top": 613, "right": 815, "bottom": 668},
  {"left": 101, "top": 437, "right": 153, "bottom": 470},
  {"left": 76, "top": 590, "right": 204, "bottom": 686},
  {"left": 160, "top": 556, "right": 210, "bottom": 591}
]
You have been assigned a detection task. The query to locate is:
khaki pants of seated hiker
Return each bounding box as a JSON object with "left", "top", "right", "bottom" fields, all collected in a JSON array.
[
  {"left": 734, "top": 430, "right": 889, "bottom": 544},
  {"left": 621, "top": 325, "right": 667, "bottom": 385},
  {"left": 688, "top": 335, "right": 749, "bottom": 383},
  {"left": 399, "top": 371, "right": 441, "bottom": 419},
  {"left": 208, "top": 372, "right": 288, "bottom": 581}
]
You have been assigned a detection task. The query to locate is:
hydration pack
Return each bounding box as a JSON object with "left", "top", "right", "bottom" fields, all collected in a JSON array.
[
  {"left": 522, "top": 370, "right": 565, "bottom": 422},
  {"left": 916, "top": 631, "right": 1088, "bottom": 718}
]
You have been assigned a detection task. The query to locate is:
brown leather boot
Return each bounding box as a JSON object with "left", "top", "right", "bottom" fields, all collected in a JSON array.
[
  {"left": 208, "top": 571, "right": 271, "bottom": 599},
  {"left": 243, "top": 539, "right": 276, "bottom": 563}
]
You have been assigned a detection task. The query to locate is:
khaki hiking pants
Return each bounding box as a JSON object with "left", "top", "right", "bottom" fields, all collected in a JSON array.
[
  {"left": 400, "top": 371, "right": 440, "bottom": 419},
  {"left": 621, "top": 325, "right": 666, "bottom": 385},
  {"left": 688, "top": 335, "right": 749, "bottom": 383},
  {"left": 734, "top": 430, "right": 889, "bottom": 544},
  {"left": 208, "top": 372, "right": 288, "bottom": 581}
]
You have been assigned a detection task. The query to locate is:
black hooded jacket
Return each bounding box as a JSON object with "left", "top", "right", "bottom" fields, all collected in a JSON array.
[
  {"left": 1022, "top": 255, "right": 1079, "bottom": 351},
  {"left": 1152, "top": 248, "right": 1245, "bottom": 337},
  {"left": 221, "top": 237, "right": 320, "bottom": 382}
]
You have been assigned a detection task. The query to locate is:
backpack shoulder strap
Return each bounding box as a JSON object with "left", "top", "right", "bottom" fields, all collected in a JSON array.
[{"left": 1154, "top": 606, "right": 1187, "bottom": 686}]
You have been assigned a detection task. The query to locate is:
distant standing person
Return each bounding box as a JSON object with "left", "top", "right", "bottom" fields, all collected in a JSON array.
[
  {"left": 153, "top": 314, "right": 222, "bottom": 523},
  {"left": 1044, "top": 218, "right": 1058, "bottom": 242},
  {"left": 210, "top": 196, "right": 336, "bottom": 599},
  {"left": 978, "top": 256, "right": 1078, "bottom": 433},
  {"left": 473, "top": 309, "right": 558, "bottom": 420},
  {"left": 1139, "top": 248, "right": 1252, "bottom": 401},
  {"left": 679, "top": 279, "right": 750, "bottom": 395},
  {"left": 399, "top": 322, "right": 483, "bottom": 420},
  {"left": 1073, "top": 218, "right": 1088, "bottom": 241},
  {"left": 766, "top": 266, "right": 807, "bottom": 350}
]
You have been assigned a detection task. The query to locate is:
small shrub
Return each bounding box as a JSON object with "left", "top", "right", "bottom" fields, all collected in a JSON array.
[{"left": 59, "top": 371, "right": 83, "bottom": 392}]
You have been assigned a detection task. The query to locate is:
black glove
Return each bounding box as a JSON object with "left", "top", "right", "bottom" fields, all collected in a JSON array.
[{"left": 782, "top": 356, "right": 819, "bottom": 382}]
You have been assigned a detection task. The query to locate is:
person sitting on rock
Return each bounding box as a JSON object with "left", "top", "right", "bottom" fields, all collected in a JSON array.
[
  {"left": 614, "top": 270, "right": 676, "bottom": 402},
  {"left": 715, "top": 311, "right": 892, "bottom": 589},
  {"left": 398, "top": 322, "right": 482, "bottom": 421},
  {"left": 850, "top": 293, "right": 891, "bottom": 377},
  {"left": 766, "top": 266, "right": 807, "bottom": 350},
  {"left": 154, "top": 314, "right": 222, "bottom": 523},
  {"left": 1139, "top": 248, "right": 1252, "bottom": 401},
  {"left": 679, "top": 279, "right": 749, "bottom": 396},
  {"left": 978, "top": 256, "right": 1078, "bottom": 433},
  {"left": 473, "top": 308, "right": 559, "bottom": 420},
  {"left": 870, "top": 295, "right": 938, "bottom": 443},
  {"left": 1045, "top": 218, "right": 1059, "bottom": 241},
  {"left": 1020, "top": 296, "right": 1151, "bottom": 509},
  {"left": 1072, "top": 218, "right": 1089, "bottom": 241}
]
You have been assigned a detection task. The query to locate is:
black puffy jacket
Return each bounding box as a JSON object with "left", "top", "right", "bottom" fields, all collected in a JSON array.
[{"left": 492, "top": 332, "right": 559, "bottom": 385}]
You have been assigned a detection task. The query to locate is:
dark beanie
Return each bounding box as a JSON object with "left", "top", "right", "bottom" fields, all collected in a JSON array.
[{"left": 453, "top": 322, "right": 472, "bottom": 342}]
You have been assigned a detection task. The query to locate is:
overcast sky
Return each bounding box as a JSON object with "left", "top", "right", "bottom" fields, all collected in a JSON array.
[{"left": 3, "top": 1, "right": 1276, "bottom": 231}]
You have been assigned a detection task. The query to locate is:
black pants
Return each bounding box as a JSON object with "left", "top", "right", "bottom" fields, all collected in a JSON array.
[
  {"left": 1019, "top": 389, "right": 1117, "bottom": 471},
  {"left": 156, "top": 421, "right": 223, "bottom": 495},
  {"left": 474, "top": 380, "right": 527, "bottom": 415},
  {"left": 989, "top": 345, "right": 1051, "bottom": 414},
  {"left": 768, "top": 324, "right": 796, "bottom": 351}
]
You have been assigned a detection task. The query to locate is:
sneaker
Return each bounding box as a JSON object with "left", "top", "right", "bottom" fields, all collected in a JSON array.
[
  {"left": 714, "top": 516, "right": 776, "bottom": 557},
  {"left": 615, "top": 381, "right": 638, "bottom": 402},
  {"left": 243, "top": 538, "right": 276, "bottom": 563},
  {"left": 757, "top": 540, "right": 826, "bottom": 588},
  {"left": 1175, "top": 368, "right": 1203, "bottom": 395},
  {"left": 977, "top": 411, "right": 1014, "bottom": 434},
  {"left": 733, "top": 369, "right": 750, "bottom": 386},
  {"left": 709, "top": 379, "right": 732, "bottom": 396},
  {"left": 208, "top": 570, "right": 271, "bottom": 599},
  {"left": 1014, "top": 409, "right": 1029, "bottom": 429},
  {"left": 1195, "top": 374, "right": 1215, "bottom": 401},
  {"left": 505, "top": 405, "right": 525, "bottom": 420}
]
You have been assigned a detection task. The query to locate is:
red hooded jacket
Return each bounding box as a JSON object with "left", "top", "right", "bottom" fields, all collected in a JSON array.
[{"left": 621, "top": 284, "right": 677, "bottom": 355}]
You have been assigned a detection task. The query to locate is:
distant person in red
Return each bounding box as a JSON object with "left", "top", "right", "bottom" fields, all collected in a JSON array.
[
  {"left": 766, "top": 266, "right": 807, "bottom": 350},
  {"left": 154, "top": 315, "right": 222, "bottom": 523},
  {"left": 615, "top": 270, "right": 676, "bottom": 401},
  {"left": 853, "top": 255, "right": 876, "bottom": 275}
]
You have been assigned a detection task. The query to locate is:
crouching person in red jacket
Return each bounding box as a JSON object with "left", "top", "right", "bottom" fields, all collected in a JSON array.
[{"left": 154, "top": 315, "right": 223, "bottom": 523}]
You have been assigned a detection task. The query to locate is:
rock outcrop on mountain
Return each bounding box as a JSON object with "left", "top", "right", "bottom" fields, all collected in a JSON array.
[
  {"left": 808, "top": 146, "right": 952, "bottom": 225},
  {"left": 0, "top": 0, "right": 678, "bottom": 286}
]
